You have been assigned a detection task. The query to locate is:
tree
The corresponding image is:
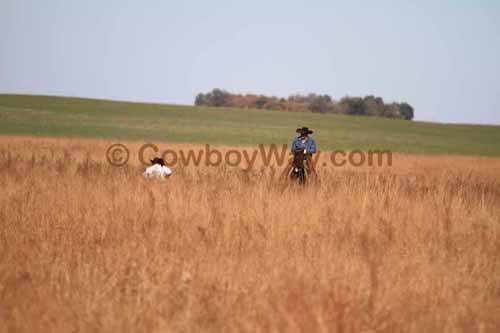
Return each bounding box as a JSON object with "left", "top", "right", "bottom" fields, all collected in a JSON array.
[
  {"left": 363, "top": 95, "right": 384, "bottom": 116},
  {"left": 309, "top": 95, "right": 333, "bottom": 113},
  {"left": 340, "top": 97, "right": 365, "bottom": 115},
  {"left": 255, "top": 96, "right": 269, "bottom": 109},
  {"left": 211, "top": 88, "right": 229, "bottom": 107},
  {"left": 194, "top": 93, "right": 207, "bottom": 106},
  {"left": 192, "top": 89, "right": 415, "bottom": 120},
  {"left": 399, "top": 102, "right": 414, "bottom": 120},
  {"left": 383, "top": 103, "right": 401, "bottom": 118}
]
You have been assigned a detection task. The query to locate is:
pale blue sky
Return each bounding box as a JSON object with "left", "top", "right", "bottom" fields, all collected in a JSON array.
[{"left": 1, "top": 0, "right": 499, "bottom": 124}]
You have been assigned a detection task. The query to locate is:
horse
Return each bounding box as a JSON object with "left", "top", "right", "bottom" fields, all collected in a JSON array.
[
  {"left": 289, "top": 149, "right": 307, "bottom": 185},
  {"left": 280, "top": 148, "right": 319, "bottom": 186}
]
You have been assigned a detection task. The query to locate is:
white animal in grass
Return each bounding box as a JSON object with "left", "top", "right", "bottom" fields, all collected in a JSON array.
[{"left": 143, "top": 158, "right": 172, "bottom": 180}]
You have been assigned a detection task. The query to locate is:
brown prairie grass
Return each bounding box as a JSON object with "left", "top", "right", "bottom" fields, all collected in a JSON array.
[{"left": 0, "top": 136, "right": 500, "bottom": 332}]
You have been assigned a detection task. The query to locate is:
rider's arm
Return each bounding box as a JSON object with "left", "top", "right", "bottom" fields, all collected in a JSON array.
[
  {"left": 307, "top": 139, "right": 317, "bottom": 154},
  {"left": 291, "top": 138, "right": 299, "bottom": 152}
]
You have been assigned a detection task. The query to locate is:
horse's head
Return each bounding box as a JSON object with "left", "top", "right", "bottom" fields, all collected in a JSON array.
[{"left": 292, "top": 149, "right": 305, "bottom": 169}]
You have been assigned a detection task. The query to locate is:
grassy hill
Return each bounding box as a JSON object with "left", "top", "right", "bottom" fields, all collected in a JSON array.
[{"left": 0, "top": 94, "right": 499, "bottom": 156}]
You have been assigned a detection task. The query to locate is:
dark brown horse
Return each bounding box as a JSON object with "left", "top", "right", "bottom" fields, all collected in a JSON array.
[{"left": 289, "top": 149, "right": 307, "bottom": 185}]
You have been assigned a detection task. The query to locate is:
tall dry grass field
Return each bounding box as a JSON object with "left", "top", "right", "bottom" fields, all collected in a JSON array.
[{"left": 1, "top": 136, "right": 500, "bottom": 332}]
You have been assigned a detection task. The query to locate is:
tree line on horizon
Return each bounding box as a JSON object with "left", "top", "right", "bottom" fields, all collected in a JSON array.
[{"left": 194, "top": 89, "right": 414, "bottom": 120}]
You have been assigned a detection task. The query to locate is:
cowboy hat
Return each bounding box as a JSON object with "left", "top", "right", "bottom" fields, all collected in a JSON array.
[
  {"left": 150, "top": 157, "right": 165, "bottom": 166},
  {"left": 296, "top": 127, "right": 313, "bottom": 135}
]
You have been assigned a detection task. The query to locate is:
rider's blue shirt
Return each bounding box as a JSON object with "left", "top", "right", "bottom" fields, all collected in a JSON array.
[{"left": 291, "top": 137, "right": 317, "bottom": 154}]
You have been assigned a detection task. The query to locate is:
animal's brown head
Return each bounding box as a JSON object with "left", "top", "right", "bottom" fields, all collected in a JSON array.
[{"left": 292, "top": 149, "right": 305, "bottom": 169}]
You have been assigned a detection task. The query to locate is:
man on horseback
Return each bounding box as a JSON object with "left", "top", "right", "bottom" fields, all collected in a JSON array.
[
  {"left": 290, "top": 127, "right": 317, "bottom": 180},
  {"left": 292, "top": 127, "right": 316, "bottom": 159}
]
